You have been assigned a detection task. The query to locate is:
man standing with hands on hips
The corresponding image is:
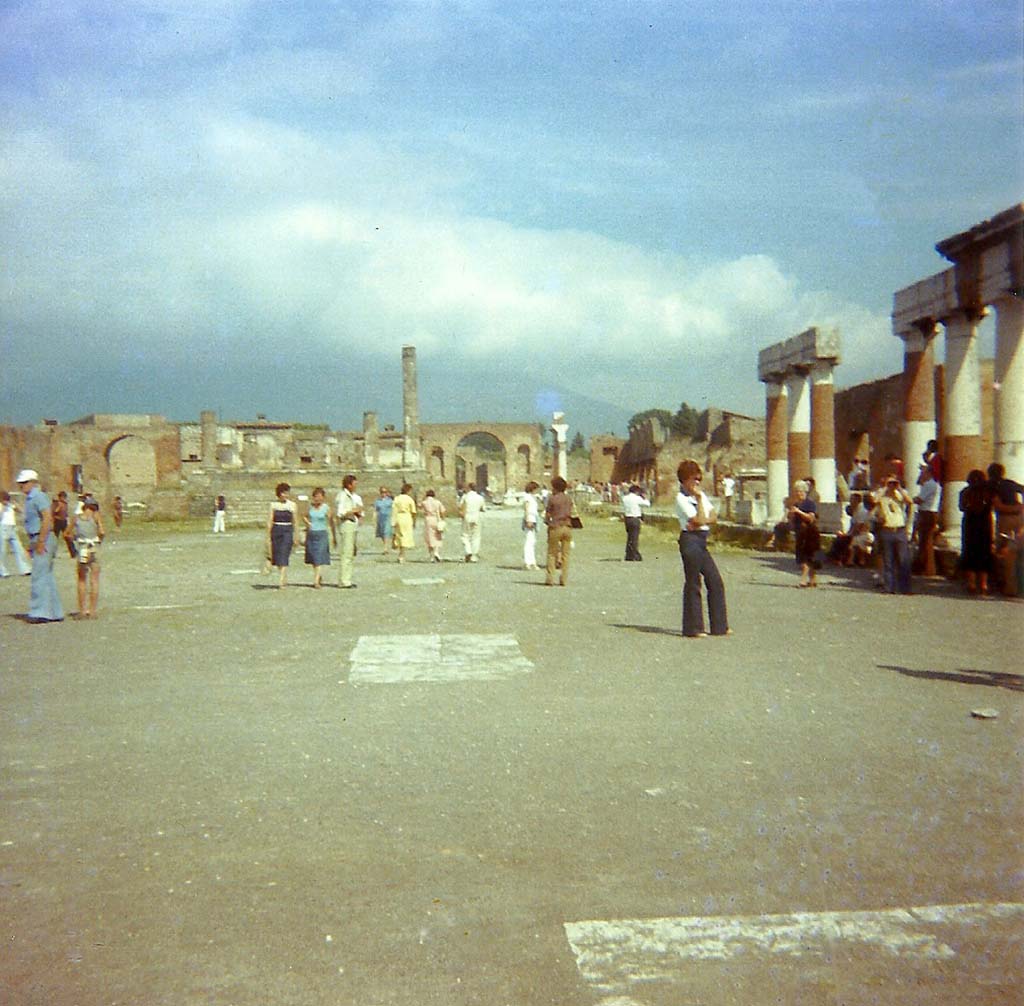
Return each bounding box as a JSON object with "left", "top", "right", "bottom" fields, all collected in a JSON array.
[
  {"left": 335, "top": 474, "right": 363, "bottom": 589},
  {"left": 16, "top": 469, "right": 63, "bottom": 623}
]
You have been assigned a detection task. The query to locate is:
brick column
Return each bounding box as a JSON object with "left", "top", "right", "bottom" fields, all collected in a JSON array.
[
  {"left": 941, "top": 309, "right": 984, "bottom": 545},
  {"left": 898, "top": 321, "right": 937, "bottom": 482},
  {"left": 809, "top": 360, "right": 837, "bottom": 502},
  {"left": 765, "top": 379, "right": 789, "bottom": 526},
  {"left": 994, "top": 294, "right": 1024, "bottom": 482},
  {"left": 785, "top": 367, "right": 811, "bottom": 485}
]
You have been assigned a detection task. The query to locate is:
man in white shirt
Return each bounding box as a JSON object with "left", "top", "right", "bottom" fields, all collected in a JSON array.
[
  {"left": 459, "top": 483, "right": 485, "bottom": 562},
  {"left": 622, "top": 484, "right": 651, "bottom": 561},
  {"left": 721, "top": 474, "right": 735, "bottom": 519},
  {"left": 912, "top": 463, "right": 941, "bottom": 576},
  {"left": 0, "top": 491, "right": 32, "bottom": 577},
  {"left": 334, "top": 474, "right": 363, "bottom": 588}
]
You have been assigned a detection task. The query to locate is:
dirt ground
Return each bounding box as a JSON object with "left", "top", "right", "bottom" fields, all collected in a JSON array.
[{"left": 1, "top": 508, "right": 1021, "bottom": 1005}]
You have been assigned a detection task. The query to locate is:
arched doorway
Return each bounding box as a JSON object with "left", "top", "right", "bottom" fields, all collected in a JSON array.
[
  {"left": 429, "top": 446, "right": 446, "bottom": 480},
  {"left": 455, "top": 432, "right": 507, "bottom": 496},
  {"left": 106, "top": 436, "right": 157, "bottom": 495}
]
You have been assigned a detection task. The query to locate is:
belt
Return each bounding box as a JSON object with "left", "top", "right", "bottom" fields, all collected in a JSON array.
[{"left": 272, "top": 522, "right": 292, "bottom": 526}]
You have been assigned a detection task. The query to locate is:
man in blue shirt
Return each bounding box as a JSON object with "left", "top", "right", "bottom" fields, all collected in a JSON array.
[{"left": 16, "top": 469, "right": 63, "bottom": 623}]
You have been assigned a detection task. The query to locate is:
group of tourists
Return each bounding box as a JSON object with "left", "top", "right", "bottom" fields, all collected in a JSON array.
[{"left": 3, "top": 470, "right": 106, "bottom": 622}]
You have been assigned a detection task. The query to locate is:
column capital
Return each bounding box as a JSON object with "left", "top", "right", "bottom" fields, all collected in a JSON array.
[{"left": 941, "top": 304, "right": 989, "bottom": 328}]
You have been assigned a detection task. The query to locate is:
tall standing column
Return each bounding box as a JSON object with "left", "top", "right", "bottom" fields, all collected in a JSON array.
[
  {"left": 785, "top": 367, "right": 811, "bottom": 485},
  {"left": 809, "top": 360, "right": 837, "bottom": 502},
  {"left": 200, "top": 410, "right": 218, "bottom": 468},
  {"left": 899, "top": 322, "right": 938, "bottom": 481},
  {"left": 401, "top": 345, "right": 420, "bottom": 468},
  {"left": 941, "top": 309, "right": 984, "bottom": 546},
  {"left": 994, "top": 294, "right": 1024, "bottom": 482},
  {"left": 765, "top": 380, "right": 789, "bottom": 526},
  {"left": 551, "top": 413, "right": 568, "bottom": 480}
]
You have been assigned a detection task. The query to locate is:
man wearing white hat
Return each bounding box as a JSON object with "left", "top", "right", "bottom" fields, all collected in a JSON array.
[{"left": 15, "top": 469, "right": 63, "bottom": 623}]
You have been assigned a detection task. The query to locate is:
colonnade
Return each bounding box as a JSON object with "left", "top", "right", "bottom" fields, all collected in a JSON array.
[
  {"left": 893, "top": 205, "right": 1023, "bottom": 546},
  {"left": 758, "top": 328, "right": 841, "bottom": 524}
]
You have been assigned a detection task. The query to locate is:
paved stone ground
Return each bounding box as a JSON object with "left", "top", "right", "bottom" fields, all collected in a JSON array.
[{"left": 1, "top": 509, "right": 1021, "bottom": 1005}]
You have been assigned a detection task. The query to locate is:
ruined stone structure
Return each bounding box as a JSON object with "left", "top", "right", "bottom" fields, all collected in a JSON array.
[
  {"left": 757, "top": 327, "right": 841, "bottom": 525},
  {"left": 893, "top": 205, "right": 1023, "bottom": 545},
  {"left": 607, "top": 409, "right": 765, "bottom": 503},
  {"left": 0, "top": 346, "right": 544, "bottom": 519}
]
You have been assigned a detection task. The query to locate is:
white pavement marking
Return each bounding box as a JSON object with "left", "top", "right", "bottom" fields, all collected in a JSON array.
[
  {"left": 400, "top": 577, "right": 446, "bottom": 585},
  {"left": 130, "top": 604, "right": 193, "bottom": 610},
  {"left": 565, "top": 902, "right": 1024, "bottom": 994},
  {"left": 229, "top": 569, "right": 260, "bottom": 575},
  {"left": 349, "top": 634, "right": 534, "bottom": 683}
]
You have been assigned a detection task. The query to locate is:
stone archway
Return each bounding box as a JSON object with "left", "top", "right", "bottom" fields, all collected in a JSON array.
[
  {"left": 455, "top": 432, "right": 506, "bottom": 495},
  {"left": 419, "top": 422, "right": 545, "bottom": 496},
  {"left": 106, "top": 435, "right": 157, "bottom": 494}
]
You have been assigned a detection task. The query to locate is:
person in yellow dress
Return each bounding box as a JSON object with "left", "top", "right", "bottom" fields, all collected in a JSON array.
[{"left": 391, "top": 484, "right": 417, "bottom": 564}]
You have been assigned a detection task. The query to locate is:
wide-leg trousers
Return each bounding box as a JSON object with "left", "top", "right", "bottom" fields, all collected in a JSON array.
[{"left": 678, "top": 532, "right": 728, "bottom": 636}]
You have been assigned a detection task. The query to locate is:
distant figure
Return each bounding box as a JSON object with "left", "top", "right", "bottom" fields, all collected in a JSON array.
[
  {"left": 212, "top": 494, "right": 227, "bottom": 533},
  {"left": 392, "top": 484, "right": 417, "bottom": 564},
  {"left": 15, "top": 469, "right": 63, "bottom": 623},
  {"left": 53, "top": 490, "right": 75, "bottom": 557},
  {"left": 459, "top": 482, "right": 485, "bottom": 563},
  {"left": 788, "top": 480, "right": 820, "bottom": 588},
  {"left": 923, "top": 439, "right": 944, "bottom": 484},
  {"left": 883, "top": 453, "right": 905, "bottom": 486},
  {"left": 621, "top": 484, "right": 650, "bottom": 561},
  {"left": 872, "top": 475, "right": 914, "bottom": 595},
  {"left": 420, "top": 489, "right": 446, "bottom": 563},
  {"left": 0, "top": 491, "right": 31, "bottom": 577},
  {"left": 912, "top": 463, "right": 940, "bottom": 577},
  {"left": 112, "top": 496, "right": 124, "bottom": 529},
  {"left": 522, "top": 481, "right": 540, "bottom": 570},
  {"left": 544, "top": 476, "right": 573, "bottom": 586},
  {"left": 303, "top": 487, "right": 335, "bottom": 589},
  {"left": 804, "top": 477, "right": 820, "bottom": 505},
  {"left": 67, "top": 496, "right": 105, "bottom": 618},
  {"left": 721, "top": 473, "right": 735, "bottom": 519},
  {"left": 675, "top": 459, "right": 728, "bottom": 638},
  {"left": 988, "top": 462, "right": 1024, "bottom": 597},
  {"left": 959, "top": 469, "right": 994, "bottom": 596},
  {"left": 334, "top": 474, "right": 363, "bottom": 588},
  {"left": 374, "top": 487, "right": 394, "bottom": 555},
  {"left": 267, "top": 482, "right": 297, "bottom": 588},
  {"left": 848, "top": 457, "right": 871, "bottom": 492}
]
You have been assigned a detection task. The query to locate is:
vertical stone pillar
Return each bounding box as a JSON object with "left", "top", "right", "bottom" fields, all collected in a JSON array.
[
  {"left": 994, "top": 294, "right": 1024, "bottom": 482},
  {"left": 401, "top": 345, "right": 420, "bottom": 468},
  {"left": 785, "top": 367, "right": 811, "bottom": 484},
  {"left": 765, "top": 380, "right": 789, "bottom": 526},
  {"left": 200, "top": 410, "right": 218, "bottom": 468},
  {"left": 551, "top": 413, "right": 568, "bottom": 481},
  {"left": 363, "top": 412, "right": 380, "bottom": 468},
  {"left": 809, "top": 360, "right": 837, "bottom": 502},
  {"left": 899, "top": 322, "right": 938, "bottom": 480},
  {"left": 941, "top": 309, "right": 984, "bottom": 545}
]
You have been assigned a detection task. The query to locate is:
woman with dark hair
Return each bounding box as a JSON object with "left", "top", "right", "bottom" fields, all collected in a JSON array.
[
  {"left": 266, "top": 482, "right": 297, "bottom": 588},
  {"left": 675, "top": 459, "right": 729, "bottom": 638},
  {"left": 544, "top": 476, "right": 573, "bottom": 585},
  {"left": 960, "top": 468, "right": 994, "bottom": 595},
  {"left": 303, "top": 487, "right": 335, "bottom": 589},
  {"left": 392, "top": 483, "right": 416, "bottom": 564}
]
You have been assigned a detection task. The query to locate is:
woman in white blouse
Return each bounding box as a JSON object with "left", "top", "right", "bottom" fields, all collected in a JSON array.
[{"left": 675, "top": 459, "right": 730, "bottom": 638}]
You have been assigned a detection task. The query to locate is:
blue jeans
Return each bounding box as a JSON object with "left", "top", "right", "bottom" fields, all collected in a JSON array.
[
  {"left": 678, "top": 532, "right": 728, "bottom": 636},
  {"left": 879, "top": 528, "right": 912, "bottom": 594},
  {"left": 29, "top": 533, "right": 64, "bottom": 620}
]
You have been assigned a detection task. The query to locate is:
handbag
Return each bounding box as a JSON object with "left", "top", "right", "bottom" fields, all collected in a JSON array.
[
  {"left": 436, "top": 518, "right": 446, "bottom": 534},
  {"left": 569, "top": 503, "right": 583, "bottom": 530}
]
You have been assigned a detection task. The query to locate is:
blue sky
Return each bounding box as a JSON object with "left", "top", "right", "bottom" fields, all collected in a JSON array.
[{"left": 1, "top": 0, "right": 1021, "bottom": 436}]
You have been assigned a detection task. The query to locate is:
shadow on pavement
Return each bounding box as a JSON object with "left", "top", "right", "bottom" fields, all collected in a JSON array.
[
  {"left": 611, "top": 623, "right": 681, "bottom": 637},
  {"left": 878, "top": 664, "right": 1024, "bottom": 692}
]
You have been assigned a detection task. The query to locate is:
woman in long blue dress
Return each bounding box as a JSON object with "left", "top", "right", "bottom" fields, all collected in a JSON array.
[
  {"left": 303, "top": 487, "right": 336, "bottom": 589},
  {"left": 266, "top": 483, "right": 297, "bottom": 588},
  {"left": 374, "top": 487, "right": 394, "bottom": 556}
]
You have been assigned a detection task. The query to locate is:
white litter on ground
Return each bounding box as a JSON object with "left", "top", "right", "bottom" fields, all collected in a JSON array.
[{"left": 349, "top": 634, "right": 534, "bottom": 683}]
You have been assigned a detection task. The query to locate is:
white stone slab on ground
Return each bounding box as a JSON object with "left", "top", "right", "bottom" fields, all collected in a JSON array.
[
  {"left": 565, "top": 902, "right": 1024, "bottom": 997},
  {"left": 349, "top": 633, "right": 534, "bottom": 683}
]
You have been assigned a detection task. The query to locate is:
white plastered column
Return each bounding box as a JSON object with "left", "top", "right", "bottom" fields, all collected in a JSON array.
[
  {"left": 809, "top": 360, "right": 837, "bottom": 502},
  {"left": 899, "top": 323, "right": 938, "bottom": 483},
  {"left": 994, "top": 294, "right": 1024, "bottom": 482},
  {"left": 765, "top": 380, "right": 789, "bottom": 526},
  {"left": 551, "top": 414, "right": 568, "bottom": 481},
  {"left": 785, "top": 368, "right": 811, "bottom": 485},
  {"left": 941, "top": 309, "right": 984, "bottom": 548}
]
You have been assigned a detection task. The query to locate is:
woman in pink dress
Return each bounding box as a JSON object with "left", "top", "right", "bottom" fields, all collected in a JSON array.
[{"left": 420, "top": 489, "right": 446, "bottom": 563}]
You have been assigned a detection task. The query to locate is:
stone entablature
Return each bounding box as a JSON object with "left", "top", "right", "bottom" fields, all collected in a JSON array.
[{"left": 757, "top": 327, "right": 841, "bottom": 383}]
